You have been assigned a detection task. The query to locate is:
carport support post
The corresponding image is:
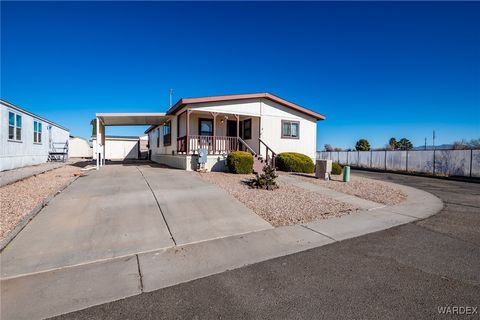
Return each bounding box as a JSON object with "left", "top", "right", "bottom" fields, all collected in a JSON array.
[{"left": 96, "top": 117, "right": 100, "bottom": 170}]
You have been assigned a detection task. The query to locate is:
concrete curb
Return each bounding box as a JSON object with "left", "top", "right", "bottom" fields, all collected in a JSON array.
[
  {"left": 0, "top": 181, "right": 444, "bottom": 320},
  {"left": 0, "top": 175, "right": 83, "bottom": 252}
]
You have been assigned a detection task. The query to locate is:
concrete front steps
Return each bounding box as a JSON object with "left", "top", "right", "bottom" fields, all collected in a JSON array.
[
  {"left": 0, "top": 183, "right": 443, "bottom": 320},
  {"left": 253, "top": 154, "right": 269, "bottom": 174}
]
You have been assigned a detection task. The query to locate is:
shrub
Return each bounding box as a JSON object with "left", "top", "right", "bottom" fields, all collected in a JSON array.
[
  {"left": 276, "top": 152, "right": 315, "bottom": 173},
  {"left": 227, "top": 151, "right": 253, "bottom": 174},
  {"left": 248, "top": 165, "right": 278, "bottom": 190},
  {"left": 331, "top": 162, "right": 343, "bottom": 175}
]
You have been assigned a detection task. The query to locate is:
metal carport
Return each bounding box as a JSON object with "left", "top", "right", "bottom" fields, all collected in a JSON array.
[{"left": 95, "top": 113, "right": 171, "bottom": 169}]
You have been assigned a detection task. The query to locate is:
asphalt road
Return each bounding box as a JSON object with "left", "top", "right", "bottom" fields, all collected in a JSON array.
[{"left": 54, "top": 171, "right": 480, "bottom": 320}]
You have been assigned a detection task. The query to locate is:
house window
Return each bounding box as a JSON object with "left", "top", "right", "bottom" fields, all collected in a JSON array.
[
  {"left": 163, "top": 122, "right": 171, "bottom": 146},
  {"left": 281, "top": 120, "right": 300, "bottom": 139},
  {"left": 243, "top": 119, "right": 252, "bottom": 140},
  {"left": 34, "top": 121, "right": 42, "bottom": 143},
  {"left": 157, "top": 128, "right": 160, "bottom": 148},
  {"left": 198, "top": 118, "right": 213, "bottom": 136},
  {"left": 8, "top": 111, "right": 22, "bottom": 141}
]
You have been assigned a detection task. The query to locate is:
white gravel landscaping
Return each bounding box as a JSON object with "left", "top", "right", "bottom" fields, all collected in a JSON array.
[
  {"left": 197, "top": 172, "right": 355, "bottom": 227},
  {"left": 0, "top": 165, "right": 84, "bottom": 241},
  {"left": 283, "top": 172, "right": 407, "bottom": 205}
]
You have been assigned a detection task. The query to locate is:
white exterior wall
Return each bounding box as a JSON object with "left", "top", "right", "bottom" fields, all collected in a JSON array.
[
  {"left": 0, "top": 101, "right": 69, "bottom": 171},
  {"left": 93, "top": 138, "right": 139, "bottom": 160},
  {"left": 190, "top": 98, "right": 318, "bottom": 159},
  {"left": 69, "top": 137, "right": 92, "bottom": 158},
  {"left": 148, "top": 98, "right": 319, "bottom": 163}
]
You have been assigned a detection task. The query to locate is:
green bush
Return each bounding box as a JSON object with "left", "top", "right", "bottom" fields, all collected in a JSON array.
[
  {"left": 276, "top": 152, "right": 315, "bottom": 173},
  {"left": 331, "top": 162, "right": 343, "bottom": 175},
  {"left": 227, "top": 151, "right": 254, "bottom": 174}
]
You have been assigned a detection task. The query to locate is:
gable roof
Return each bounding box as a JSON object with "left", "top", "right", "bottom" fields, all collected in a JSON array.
[
  {"left": 166, "top": 93, "right": 326, "bottom": 120},
  {"left": 1, "top": 99, "right": 70, "bottom": 131}
]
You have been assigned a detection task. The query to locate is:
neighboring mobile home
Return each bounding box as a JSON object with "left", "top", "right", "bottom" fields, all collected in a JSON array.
[
  {"left": 0, "top": 99, "right": 69, "bottom": 171},
  {"left": 92, "top": 135, "right": 141, "bottom": 161},
  {"left": 146, "top": 93, "right": 325, "bottom": 171},
  {"left": 69, "top": 135, "right": 93, "bottom": 158}
]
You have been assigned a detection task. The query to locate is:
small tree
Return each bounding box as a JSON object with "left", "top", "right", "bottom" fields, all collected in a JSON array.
[
  {"left": 398, "top": 138, "right": 413, "bottom": 150},
  {"left": 467, "top": 139, "right": 480, "bottom": 149},
  {"left": 248, "top": 165, "right": 278, "bottom": 190},
  {"left": 334, "top": 147, "right": 343, "bottom": 151},
  {"left": 453, "top": 140, "right": 468, "bottom": 150},
  {"left": 355, "top": 139, "right": 371, "bottom": 151},
  {"left": 324, "top": 144, "right": 334, "bottom": 152},
  {"left": 90, "top": 119, "right": 96, "bottom": 137},
  {"left": 388, "top": 137, "right": 399, "bottom": 150}
]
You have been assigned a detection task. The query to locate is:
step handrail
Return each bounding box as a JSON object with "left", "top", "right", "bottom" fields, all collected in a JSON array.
[
  {"left": 258, "top": 138, "right": 277, "bottom": 167},
  {"left": 238, "top": 137, "right": 257, "bottom": 156}
]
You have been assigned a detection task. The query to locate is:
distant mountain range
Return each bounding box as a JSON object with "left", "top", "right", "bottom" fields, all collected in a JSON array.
[{"left": 412, "top": 144, "right": 453, "bottom": 150}]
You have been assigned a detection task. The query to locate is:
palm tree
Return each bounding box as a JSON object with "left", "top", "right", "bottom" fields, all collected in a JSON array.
[
  {"left": 388, "top": 137, "right": 399, "bottom": 150},
  {"left": 398, "top": 138, "right": 413, "bottom": 150}
]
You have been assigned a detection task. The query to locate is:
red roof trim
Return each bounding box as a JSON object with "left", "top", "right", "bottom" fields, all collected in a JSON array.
[{"left": 167, "top": 93, "right": 326, "bottom": 120}]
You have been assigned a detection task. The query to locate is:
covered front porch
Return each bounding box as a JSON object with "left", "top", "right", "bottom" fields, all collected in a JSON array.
[{"left": 175, "top": 110, "right": 259, "bottom": 156}]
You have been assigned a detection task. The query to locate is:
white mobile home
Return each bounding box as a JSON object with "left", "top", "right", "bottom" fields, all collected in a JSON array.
[
  {"left": 145, "top": 93, "right": 325, "bottom": 171},
  {"left": 1, "top": 99, "right": 69, "bottom": 171}
]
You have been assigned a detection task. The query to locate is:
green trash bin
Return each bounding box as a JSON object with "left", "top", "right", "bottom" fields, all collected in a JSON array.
[{"left": 343, "top": 165, "right": 350, "bottom": 182}]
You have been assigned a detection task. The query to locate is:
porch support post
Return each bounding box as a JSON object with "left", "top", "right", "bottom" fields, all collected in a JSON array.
[
  {"left": 210, "top": 112, "right": 218, "bottom": 154},
  {"left": 186, "top": 109, "right": 192, "bottom": 154},
  {"left": 234, "top": 114, "right": 240, "bottom": 150}
]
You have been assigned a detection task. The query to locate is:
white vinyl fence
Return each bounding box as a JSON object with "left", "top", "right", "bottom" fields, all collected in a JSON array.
[{"left": 316, "top": 150, "right": 480, "bottom": 178}]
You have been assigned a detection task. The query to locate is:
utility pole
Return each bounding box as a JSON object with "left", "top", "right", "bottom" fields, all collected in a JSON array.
[
  {"left": 424, "top": 137, "right": 427, "bottom": 150},
  {"left": 433, "top": 130, "right": 436, "bottom": 150},
  {"left": 169, "top": 89, "right": 174, "bottom": 108}
]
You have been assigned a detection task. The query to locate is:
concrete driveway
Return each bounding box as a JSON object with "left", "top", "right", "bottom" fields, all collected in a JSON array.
[
  {"left": 54, "top": 171, "right": 480, "bottom": 320},
  {"left": 1, "top": 162, "right": 271, "bottom": 277}
]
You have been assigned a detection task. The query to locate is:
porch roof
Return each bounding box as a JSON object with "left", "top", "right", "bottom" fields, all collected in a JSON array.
[
  {"left": 166, "top": 92, "right": 326, "bottom": 120},
  {"left": 96, "top": 113, "right": 170, "bottom": 126}
]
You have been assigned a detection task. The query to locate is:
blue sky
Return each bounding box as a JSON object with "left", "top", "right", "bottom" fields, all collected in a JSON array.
[{"left": 1, "top": 2, "right": 479, "bottom": 149}]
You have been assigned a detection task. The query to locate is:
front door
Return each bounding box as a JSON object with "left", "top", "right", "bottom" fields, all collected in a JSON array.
[
  {"left": 227, "top": 120, "right": 243, "bottom": 138},
  {"left": 227, "top": 120, "right": 244, "bottom": 151}
]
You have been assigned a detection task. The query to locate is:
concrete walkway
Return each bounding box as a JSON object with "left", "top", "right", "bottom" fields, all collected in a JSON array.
[
  {"left": 0, "top": 165, "right": 443, "bottom": 320},
  {"left": 278, "top": 175, "right": 386, "bottom": 210}
]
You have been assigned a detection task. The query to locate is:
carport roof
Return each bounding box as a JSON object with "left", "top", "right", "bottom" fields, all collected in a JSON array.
[{"left": 96, "top": 113, "right": 170, "bottom": 126}]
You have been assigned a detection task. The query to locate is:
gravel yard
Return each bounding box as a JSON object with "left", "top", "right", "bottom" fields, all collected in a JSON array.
[
  {"left": 283, "top": 172, "right": 406, "bottom": 205},
  {"left": 0, "top": 165, "right": 84, "bottom": 241},
  {"left": 198, "top": 172, "right": 355, "bottom": 227}
]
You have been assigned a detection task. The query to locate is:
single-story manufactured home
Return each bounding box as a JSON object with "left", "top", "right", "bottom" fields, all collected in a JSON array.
[
  {"left": 1, "top": 99, "right": 70, "bottom": 171},
  {"left": 145, "top": 93, "right": 325, "bottom": 171}
]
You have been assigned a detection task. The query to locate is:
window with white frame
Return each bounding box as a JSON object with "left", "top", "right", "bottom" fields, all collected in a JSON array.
[
  {"left": 34, "top": 121, "right": 42, "bottom": 143},
  {"left": 281, "top": 120, "right": 300, "bottom": 139},
  {"left": 8, "top": 111, "right": 22, "bottom": 141}
]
